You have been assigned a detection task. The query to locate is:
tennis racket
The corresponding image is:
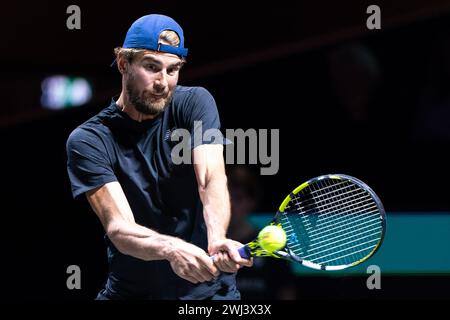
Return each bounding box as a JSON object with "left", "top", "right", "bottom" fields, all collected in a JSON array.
[{"left": 238, "top": 174, "right": 386, "bottom": 271}]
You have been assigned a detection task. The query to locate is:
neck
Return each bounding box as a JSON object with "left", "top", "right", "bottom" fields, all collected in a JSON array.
[{"left": 116, "top": 91, "right": 156, "bottom": 122}]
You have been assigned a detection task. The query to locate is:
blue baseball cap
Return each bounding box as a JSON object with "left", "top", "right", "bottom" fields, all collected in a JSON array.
[{"left": 112, "top": 14, "right": 188, "bottom": 65}]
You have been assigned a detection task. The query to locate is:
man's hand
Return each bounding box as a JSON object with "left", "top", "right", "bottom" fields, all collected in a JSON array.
[
  {"left": 209, "top": 239, "right": 253, "bottom": 273},
  {"left": 166, "top": 238, "right": 220, "bottom": 284}
]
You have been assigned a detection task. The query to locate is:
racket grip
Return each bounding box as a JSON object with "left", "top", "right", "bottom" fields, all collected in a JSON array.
[
  {"left": 238, "top": 245, "right": 252, "bottom": 259},
  {"left": 210, "top": 245, "right": 252, "bottom": 261}
]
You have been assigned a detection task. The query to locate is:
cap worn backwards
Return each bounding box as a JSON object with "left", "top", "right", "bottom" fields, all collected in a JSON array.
[
  {"left": 123, "top": 14, "right": 188, "bottom": 58},
  {"left": 111, "top": 14, "right": 188, "bottom": 66}
]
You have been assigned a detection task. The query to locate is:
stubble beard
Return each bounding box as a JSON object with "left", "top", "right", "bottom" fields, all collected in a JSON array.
[{"left": 125, "top": 73, "right": 174, "bottom": 116}]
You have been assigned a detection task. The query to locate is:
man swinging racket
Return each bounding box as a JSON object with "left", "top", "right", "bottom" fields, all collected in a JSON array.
[{"left": 66, "top": 14, "right": 252, "bottom": 300}]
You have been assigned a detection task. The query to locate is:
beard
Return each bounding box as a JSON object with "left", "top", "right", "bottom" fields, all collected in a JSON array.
[{"left": 125, "top": 73, "right": 174, "bottom": 116}]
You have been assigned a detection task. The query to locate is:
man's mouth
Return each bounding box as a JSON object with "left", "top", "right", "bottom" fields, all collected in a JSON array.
[{"left": 151, "top": 93, "right": 165, "bottom": 99}]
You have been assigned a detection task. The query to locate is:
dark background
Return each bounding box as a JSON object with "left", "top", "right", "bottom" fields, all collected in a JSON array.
[{"left": 1, "top": 0, "right": 450, "bottom": 300}]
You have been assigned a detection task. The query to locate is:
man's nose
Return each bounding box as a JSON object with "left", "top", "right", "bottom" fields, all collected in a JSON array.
[{"left": 154, "top": 70, "right": 168, "bottom": 89}]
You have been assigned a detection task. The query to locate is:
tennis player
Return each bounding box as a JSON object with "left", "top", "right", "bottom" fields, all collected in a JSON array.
[{"left": 66, "top": 14, "right": 252, "bottom": 300}]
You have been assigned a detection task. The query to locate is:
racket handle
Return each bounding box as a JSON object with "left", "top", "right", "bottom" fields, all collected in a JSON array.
[
  {"left": 238, "top": 245, "right": 252, "bottom": 259},
  {"left": 210, "top": 245, "right": 252, "bottom": 261}
]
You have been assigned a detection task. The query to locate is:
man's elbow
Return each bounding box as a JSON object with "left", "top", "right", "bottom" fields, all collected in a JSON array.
[
  {"left": 105, "top": 221, "right": 130, "bottom": 255},
  {"left": 197, "top": 172, "right": 227, "bottom": 194},
  {"left": 106, "top": 221, "right": 120, "bottom": 241}
]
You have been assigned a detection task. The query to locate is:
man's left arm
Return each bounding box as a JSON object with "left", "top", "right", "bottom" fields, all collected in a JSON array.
[{"left": 193, "top": 144, "right": 253, "bottom": 272}]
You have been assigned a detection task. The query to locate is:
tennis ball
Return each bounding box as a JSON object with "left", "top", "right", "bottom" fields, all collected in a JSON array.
[{"left": 258, "top": 225, "right": 287, "bottom": 252}]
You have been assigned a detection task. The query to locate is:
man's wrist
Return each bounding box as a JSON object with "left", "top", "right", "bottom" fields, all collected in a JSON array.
[
  {"left": 161, "top": 235, "right": 182, "bottom": 262},
  {"left": 208, "top": 236, "right": 227, "bottom": 254}
]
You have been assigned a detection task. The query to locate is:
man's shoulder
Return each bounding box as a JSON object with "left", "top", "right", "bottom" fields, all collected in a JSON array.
[
  {"left": 67, "top": 103, "right": 114, "bottom": 146},
  {"left": 67, "top": 125, "right": 98, "bottom": 144},
  {"left": 66, "top": 125, "right": 103, "bottom": 152},
  {"left": 174, "top": 85, "right": 214, "bottom": 101},
  {"left": 172, "top": 86, "right": 216, "bottom": 115}
]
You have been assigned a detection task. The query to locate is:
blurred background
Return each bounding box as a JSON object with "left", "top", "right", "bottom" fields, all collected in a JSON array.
[{"left": 1, "top": 0, "right": 450, "bottom": 300}]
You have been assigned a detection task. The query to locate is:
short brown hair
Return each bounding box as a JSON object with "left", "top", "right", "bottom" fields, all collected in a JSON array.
[{"left": 114, "top": 30, "right": 185, "bottom": 64}]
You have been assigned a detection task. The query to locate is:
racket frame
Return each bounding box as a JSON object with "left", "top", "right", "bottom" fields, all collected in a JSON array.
[{"left": 242, "top": 174, "right": 386, "bottom": 271}]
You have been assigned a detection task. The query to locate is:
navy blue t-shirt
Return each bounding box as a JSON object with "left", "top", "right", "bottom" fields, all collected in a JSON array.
[{"left": 66, "top": 86, "right": 237, "bottom": 299}]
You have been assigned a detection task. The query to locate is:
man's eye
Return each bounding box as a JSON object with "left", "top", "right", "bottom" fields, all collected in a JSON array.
[
  {"left": 145, "top": 64, "right": 157, "bottom": 71},
  {"left": 168, "top": 68, "right": 179, "bottom": 75}
]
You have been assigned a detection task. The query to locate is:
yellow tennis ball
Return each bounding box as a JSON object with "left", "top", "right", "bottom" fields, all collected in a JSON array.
[{"left": 258, "top": 225, "right": 287, "bottom": 252}]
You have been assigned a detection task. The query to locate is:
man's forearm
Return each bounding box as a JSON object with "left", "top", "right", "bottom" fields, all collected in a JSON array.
[
  {"left": 86, "top": 182, "right": 183, "bottom": 262},
  {"left": 198, "top": 174, "right": 231, "bottom": 249},
  {"left": 106, "top": 220, "right": 180, "bottom": 261}
]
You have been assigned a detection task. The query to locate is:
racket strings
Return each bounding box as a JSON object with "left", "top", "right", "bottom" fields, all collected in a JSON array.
[
  {"left": 281, "top": 178, "right": 383, "bottom": 267},
  {"left": 289, "top": 181, "right": 367, "bottom": 212},
  {"left": 296, "top": 194, "right": 377, "bottom": 234},
  {"left": 309, "top": 179, "right": 381, "bottom": 265},
  {"left": 301, "top": 179, "right": 381, "bottom": 265},
  {"left": 286, "top": 183, "right": 375, "bottom": 234},
  {"left": 292, "top": 192, "right": 375, "bottom": 230},
  {"left": 299, "top": 211, "right": 381, "bottom": 245}
]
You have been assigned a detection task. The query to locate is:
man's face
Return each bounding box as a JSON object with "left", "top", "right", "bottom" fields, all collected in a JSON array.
[{"left": 124, "top": 51, "right": 183, "bottom": 116}]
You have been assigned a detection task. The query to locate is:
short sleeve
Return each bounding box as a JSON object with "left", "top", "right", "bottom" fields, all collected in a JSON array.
[
  {"left": 182, "top": 87, "right": 229, "bottom": 148},
  {"left": 66, "top": 127, "right": 117, "bottom": 200}
]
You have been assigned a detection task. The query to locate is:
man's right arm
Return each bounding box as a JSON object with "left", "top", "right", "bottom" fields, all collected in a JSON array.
[{"left": 86, "top": 181, "right": 219, "bottom": 283}]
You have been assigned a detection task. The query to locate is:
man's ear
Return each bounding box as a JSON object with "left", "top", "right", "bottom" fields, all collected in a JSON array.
[{"left": 117, "top": 53, "right": 128, "bottom": 74}]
